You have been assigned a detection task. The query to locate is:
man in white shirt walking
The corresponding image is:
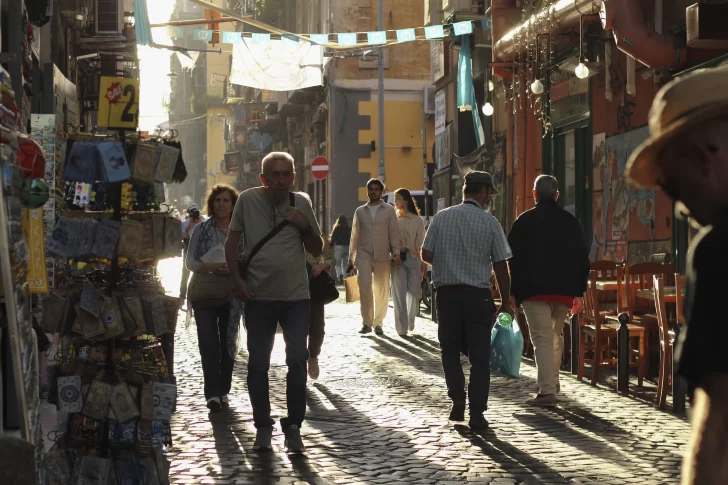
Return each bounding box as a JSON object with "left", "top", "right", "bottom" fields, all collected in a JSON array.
[{"left": 348, "top": 178, "right": 401, "bottom": 335}]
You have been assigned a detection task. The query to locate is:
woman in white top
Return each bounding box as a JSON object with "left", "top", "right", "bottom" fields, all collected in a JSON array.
[{"left": 391, "top": 188, "right": 427, "bottom": 336}]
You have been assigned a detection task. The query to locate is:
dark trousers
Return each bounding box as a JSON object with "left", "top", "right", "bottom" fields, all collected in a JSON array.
[
  {"left": 192, "top": 301, "right": 234, "bottom": 401},
  {"left": 244, "top": 300, "right": 310, "bottom": 430},
  {"left": 308, "top": 301, "right": 325, "bottom": 358},
  {"left": 180, "top": 247, "right": 191, "bottom": 300},
  {"left": 436, "top": 287, "right": 495, "bottom": 414}
]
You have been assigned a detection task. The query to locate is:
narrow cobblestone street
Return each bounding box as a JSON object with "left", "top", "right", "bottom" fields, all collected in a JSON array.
[{"left": 167, "top": 274, "right": 691, "bottom": 485}]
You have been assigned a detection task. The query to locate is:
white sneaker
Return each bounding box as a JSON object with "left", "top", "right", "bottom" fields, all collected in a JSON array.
[
  {"left": 308, "top": 358, "right": 320, "bottom": 380},
  {"left": 253, "top": 427, "right": 273, "bottom": 451},
  {"left": 408, "top": 323, "right": 415, "bottom": 331}
]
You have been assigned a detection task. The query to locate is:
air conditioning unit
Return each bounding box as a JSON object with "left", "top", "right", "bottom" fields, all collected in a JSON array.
[
  {"left": 424, "top": 85, "right": 436, "bottom": 114},
  {"left": 425, "top": 0, "right": 443, "bottom": 26},
  {"left": 95, "top": 0, "right": 123, "bottom": 35},
  {"left": 443, "top": 0, "right": 475, "bottom": 20}
]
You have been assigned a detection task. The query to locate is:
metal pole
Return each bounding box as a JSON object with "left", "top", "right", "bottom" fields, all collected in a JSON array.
[
  {"left": 377, "top": 0, "right": 385, "bottom": 182},
  {"left": 617, "top": 312, "right": 630, "bottom": 395},
  {"left": 422, "top": 97, "right": 428, "bottom": 219},
  {"left": 672, "top": 322, "right": 687, "bottom": 414}
]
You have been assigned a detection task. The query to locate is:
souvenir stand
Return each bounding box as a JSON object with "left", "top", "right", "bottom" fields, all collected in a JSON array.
[
  {"left": 0, "top": 64, "right": 48, "bottom": 485},
  {"left": 39, "top": 78, "right": 187, "bottom": 484}
]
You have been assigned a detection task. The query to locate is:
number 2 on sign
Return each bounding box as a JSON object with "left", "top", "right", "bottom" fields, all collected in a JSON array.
[{"left": 97, "top": 77, "right": 139, "bottom": 129}]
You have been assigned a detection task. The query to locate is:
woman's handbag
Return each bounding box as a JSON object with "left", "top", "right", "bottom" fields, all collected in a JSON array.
[
  {"left": 308, "top": 263, "right": 339, "bottom": 305},
  {"left": 186, "top": 272, "right": 233, "bottom": 309}
]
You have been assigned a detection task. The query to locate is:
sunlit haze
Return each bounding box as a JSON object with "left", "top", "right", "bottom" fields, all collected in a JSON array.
[{"left": 138, "top": 0, "right": 175, "bottom": 132}]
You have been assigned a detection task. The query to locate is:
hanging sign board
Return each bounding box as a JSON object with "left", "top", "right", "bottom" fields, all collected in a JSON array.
[
  {"left": 97, "top": 77, "right": 140, "bottom": 130},
  {"left": 434, "top": 91, "right": 446, "bottom": 136}
]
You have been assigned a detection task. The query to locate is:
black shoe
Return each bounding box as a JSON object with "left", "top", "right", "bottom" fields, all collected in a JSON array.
[
  {"left": 359, "top": 325, "right": 372, "bottom": 334},
  {"left": 374, "top": 326, "right": 384, "bottom": 336},
  {"left": 449, "top": 402, "right": 466, "bottom": 421},
  {"left": 207, "top": 397, "right": 221, "bottom": 413},
  {"left": 468, "top": 414, "right": 489, "bottom": 430}
]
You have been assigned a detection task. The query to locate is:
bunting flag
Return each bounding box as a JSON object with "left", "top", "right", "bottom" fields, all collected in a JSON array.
[{"left": 155, "top": 10, "right": 491, "bottom": 49}]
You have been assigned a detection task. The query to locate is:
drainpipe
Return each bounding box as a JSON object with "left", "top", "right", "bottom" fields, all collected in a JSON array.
[
  {"left": 491, "top": 0, "right": 520, "bottom": 79},
  {"left": 493, "top": 0, "right": 599, "bottom": 63},
  {"left": 601, "top": 0, "right": 687, "bottom": 70},
  {"left": 516, "top": 75, "right": 527, "bottom": 216},
  {"left": 506, "top": 99, "right": 515, "bottom": 224}
]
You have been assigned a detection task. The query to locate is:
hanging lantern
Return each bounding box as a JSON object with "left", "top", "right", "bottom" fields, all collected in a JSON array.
[
  {"left": 17, "top": 133, "right": 46, "bottom": 179},
  {"left": 20, "top": 178, "right": 49, "bottom": 209}
]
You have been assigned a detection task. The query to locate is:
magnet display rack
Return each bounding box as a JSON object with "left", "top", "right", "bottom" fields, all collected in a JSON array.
[
  {"left": 39, "top": 119, "right": 186, "bottom": 483},
  {"left": 0, "top": 63, "right": 44, "bottom": 481}
]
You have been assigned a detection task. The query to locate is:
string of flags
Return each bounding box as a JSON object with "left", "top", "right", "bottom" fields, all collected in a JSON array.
[{"left": 161, "top": 18, "right": 492, "bottom": 48}]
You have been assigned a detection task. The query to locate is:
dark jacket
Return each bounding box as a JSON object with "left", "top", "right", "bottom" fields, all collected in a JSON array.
[
  {"left": 507, "top": 199, "right": 590, "bottom": 303},
  {"left": 330, "top": 224, "right": 351, "bottom": 246}
]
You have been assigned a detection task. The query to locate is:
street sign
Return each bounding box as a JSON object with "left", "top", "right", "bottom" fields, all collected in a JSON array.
[
  {"left": 311, "top": 156, "right": 329, "bottom": 181},
  {"left": 97, "top": 77, "right": 139, "bottom": 130}
]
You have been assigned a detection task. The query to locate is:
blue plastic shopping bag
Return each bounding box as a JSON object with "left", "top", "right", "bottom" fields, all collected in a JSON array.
[{"left": 490, "top": 317, "right": 524, "bottom": 378}]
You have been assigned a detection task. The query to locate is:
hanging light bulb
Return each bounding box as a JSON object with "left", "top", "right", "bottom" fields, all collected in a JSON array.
[
  {"left": 482, "top": 102, "right": 494, "bottom": 116},
  {"left": 575, "top": 15, "right": 589, "bottom": 80},
  {"left": 575, "top": 62, "right": 590, "bottom": 79},
  {"left": 488, "top": 80, "right": 494, "bottom": 91},
  {"left": 531, "top": 79, "right": 544, "bottom": 94}
]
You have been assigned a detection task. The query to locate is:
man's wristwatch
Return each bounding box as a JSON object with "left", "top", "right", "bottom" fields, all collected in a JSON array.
[{"left": 300, "top": 226, "right": 313, "bottom": 238}]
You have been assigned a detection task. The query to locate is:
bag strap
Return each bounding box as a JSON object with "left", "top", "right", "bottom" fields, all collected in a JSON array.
[{"left": 245, "top": 192, "right": 296, "bottom": 267}]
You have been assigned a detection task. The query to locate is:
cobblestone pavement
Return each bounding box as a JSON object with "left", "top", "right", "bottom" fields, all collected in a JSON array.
[{"left": 168, "top": 296, "right": 691, "bottom": 485}]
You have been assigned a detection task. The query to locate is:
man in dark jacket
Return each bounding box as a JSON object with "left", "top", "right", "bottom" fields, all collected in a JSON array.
[{"left": 507, "top": 175, "right": 590, "bottom": 407}]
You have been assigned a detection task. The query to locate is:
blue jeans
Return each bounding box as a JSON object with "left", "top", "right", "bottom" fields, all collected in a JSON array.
[
  {"left": 192, "top": 302, "right": 235, "bottom": 401},
  {"left": 244, "top": 300, "right": 310, "bottom": 430},
  {"left": 334, "top": 245, "right": 349, "bottom": 278}
]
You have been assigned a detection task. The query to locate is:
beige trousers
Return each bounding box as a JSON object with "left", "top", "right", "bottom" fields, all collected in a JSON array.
[
  {"left": 521, "top": 301, "right": 570, "bottom": 396},
  {"left": 356, "top": 254, "right": 391, "bottom": 328}
]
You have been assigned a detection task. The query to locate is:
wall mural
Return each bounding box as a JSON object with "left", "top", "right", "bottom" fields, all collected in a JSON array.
[{"left": 600, "top": 126, "right": 672, "bottom": 263}]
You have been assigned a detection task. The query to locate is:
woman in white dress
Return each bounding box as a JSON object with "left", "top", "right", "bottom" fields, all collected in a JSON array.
[{"left": 391, "top": 188, "right": 427, "bottom": 337}]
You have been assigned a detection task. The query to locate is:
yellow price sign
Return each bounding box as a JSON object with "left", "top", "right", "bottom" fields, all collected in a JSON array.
[{"left": 98, "top": 76, "right": 139, "bottom": 129}]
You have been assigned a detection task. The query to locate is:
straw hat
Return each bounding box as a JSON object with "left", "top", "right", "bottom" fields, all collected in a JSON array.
[{"left": 625, "top": 66, "right": 728, "bottom": 188}]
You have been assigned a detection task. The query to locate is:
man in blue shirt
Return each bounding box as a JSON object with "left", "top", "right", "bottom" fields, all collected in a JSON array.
[{"left": 421, "top": 171, "right": 513, "bottom": 430}]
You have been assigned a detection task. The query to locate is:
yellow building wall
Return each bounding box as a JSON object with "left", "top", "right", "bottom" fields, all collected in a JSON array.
[
  {"left": 357, "top": 100, "right": 435, "bottom": 201},
  {"left": 206, "top": 106, "right": 236, "bottom": 194}
]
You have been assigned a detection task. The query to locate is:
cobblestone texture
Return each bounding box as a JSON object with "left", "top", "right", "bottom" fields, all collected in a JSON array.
[{"left": 168, "top": 297, "right": 690, "bottom": 485}]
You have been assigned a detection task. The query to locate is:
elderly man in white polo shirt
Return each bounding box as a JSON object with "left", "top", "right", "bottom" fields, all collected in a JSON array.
[{"left": 422, "top": 171, "right": 513, "bottom": 430}]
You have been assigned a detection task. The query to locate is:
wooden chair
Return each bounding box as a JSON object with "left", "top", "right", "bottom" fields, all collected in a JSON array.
[
  {"left": 653, "top": 275, "right": 676, "bottom": 409},
  {"left": 675, "top": 274, "right": 686, "bottom": 324},
  {"left": 579, "top": 269, "right": 648, "bottom": 387},
  {"left": 616, "top": 262, "right": 675, "bottom": 319},
  {"left": 608, "top": 262, "right": 674, "bottom": 377}
]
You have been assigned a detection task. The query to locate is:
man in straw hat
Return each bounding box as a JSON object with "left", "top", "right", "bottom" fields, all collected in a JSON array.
[{"left": 625, "top": 66, "right": 728, "bottom": 485}]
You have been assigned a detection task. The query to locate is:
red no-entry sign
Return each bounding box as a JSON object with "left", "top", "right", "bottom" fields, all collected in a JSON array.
[{"left": 311, "top": 156, "right": 329, "bottom": 181}]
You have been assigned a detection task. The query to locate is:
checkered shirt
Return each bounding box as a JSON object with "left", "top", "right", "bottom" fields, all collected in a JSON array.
[{"left": 422, "top": 199, "right": 512, "bottom": 289}]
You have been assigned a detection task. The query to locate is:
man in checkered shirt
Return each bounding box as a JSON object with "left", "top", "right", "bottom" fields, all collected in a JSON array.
[{"left": 421, "top": 171, "right": 514, "bottom": 430}]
